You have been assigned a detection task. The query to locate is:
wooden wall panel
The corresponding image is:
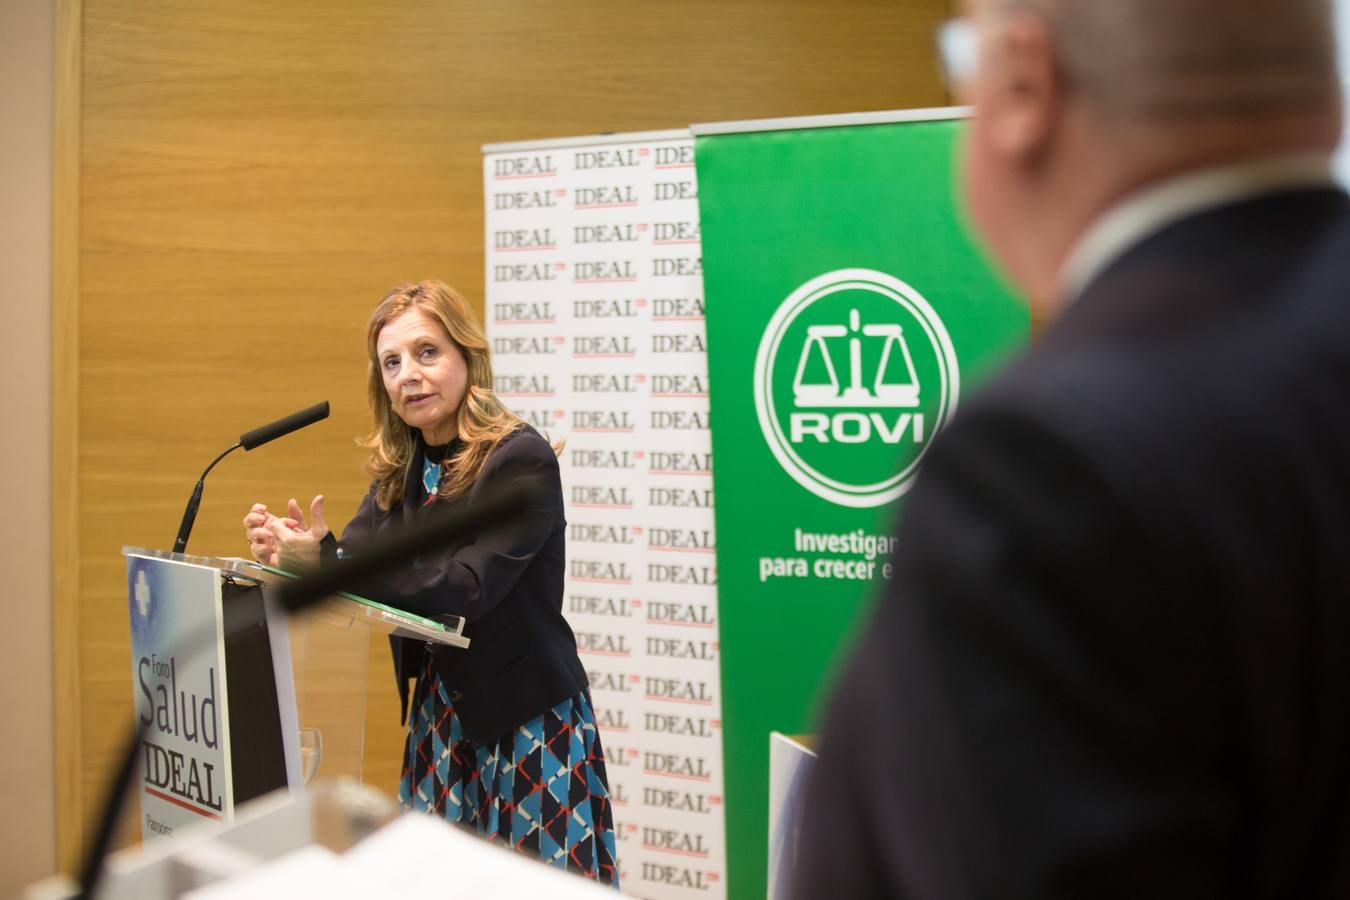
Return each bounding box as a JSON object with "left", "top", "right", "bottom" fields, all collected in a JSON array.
[{"left": 64, "top": 0, "right": 951, "bottom": 864}]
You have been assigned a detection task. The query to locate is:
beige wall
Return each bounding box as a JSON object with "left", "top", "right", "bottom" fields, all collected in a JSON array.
[
  {"left": 56, "top": 0, "right": 952, "bottom": 873},
  {"left": 0, "top": 0, "right": 57, "bottom": 894}
]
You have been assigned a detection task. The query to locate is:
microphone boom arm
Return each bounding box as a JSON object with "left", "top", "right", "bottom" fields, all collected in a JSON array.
[
  {"left": 170, "top": 399, "right": 329, "bottom": 555},
  {"left": 172, "top": 441, "right": 243, "bottom": 554}
]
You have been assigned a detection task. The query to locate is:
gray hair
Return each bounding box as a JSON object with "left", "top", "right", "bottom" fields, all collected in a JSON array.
[{"left": 1004, "top": 0, "right": 1340, "bottom": 123}]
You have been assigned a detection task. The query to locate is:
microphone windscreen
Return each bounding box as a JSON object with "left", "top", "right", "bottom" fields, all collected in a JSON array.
[{"left": 240, "top": 401, "right": 330, "bottom": 451}]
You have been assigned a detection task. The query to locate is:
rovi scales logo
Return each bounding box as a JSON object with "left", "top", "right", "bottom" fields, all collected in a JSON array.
[{"left": 754, "top": 268, "right": 960, "bottom": 508}]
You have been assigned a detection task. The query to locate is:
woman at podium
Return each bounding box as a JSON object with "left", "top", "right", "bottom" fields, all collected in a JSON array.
[{"left": 242, "top": 280, "right": 619, "bottom": 887}]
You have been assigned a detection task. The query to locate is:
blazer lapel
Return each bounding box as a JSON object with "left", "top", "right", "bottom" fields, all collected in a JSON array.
[
  {"left": 399, "top": 436, "right": 425, "bottom": 525},
  {"left": 390, "top": 434, "right": 429, "bottom": 726}
]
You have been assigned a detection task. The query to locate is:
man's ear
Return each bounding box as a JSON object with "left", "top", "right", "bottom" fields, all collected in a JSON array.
[{"left": 983, "top": 12, "right": 1063, "bottom": 162}]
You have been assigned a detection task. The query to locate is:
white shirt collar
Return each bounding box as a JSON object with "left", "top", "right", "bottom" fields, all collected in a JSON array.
[{"left": 1057, "top": 154, "right": 1337, "bottom": 302}]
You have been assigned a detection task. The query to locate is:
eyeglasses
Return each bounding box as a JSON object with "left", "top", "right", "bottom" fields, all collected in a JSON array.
[{"left": 936, "top": 17, "right": 977, "bottom": 94}]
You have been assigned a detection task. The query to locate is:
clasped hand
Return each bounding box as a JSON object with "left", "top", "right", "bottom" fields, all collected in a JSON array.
[{"left": 242, "top": 495, "right": 329, "bottom": 571}]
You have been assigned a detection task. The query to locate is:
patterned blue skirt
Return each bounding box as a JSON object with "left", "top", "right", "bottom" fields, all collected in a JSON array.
[{"left": 398, "top": 661, "right": 620, "bottom": 888}]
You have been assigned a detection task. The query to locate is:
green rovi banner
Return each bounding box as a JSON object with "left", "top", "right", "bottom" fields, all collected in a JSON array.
[{"left": 693, "top": 110, "right": 1028, "bottom": 900}]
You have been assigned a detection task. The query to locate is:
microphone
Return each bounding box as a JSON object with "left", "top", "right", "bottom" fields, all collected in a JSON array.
[{"left": 172, "top": 401, "right": 331, "bottom": 554}]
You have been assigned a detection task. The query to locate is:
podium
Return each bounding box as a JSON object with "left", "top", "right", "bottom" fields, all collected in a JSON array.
[{"left": 121, "top": 547, "right": 470, "bottom": 841}]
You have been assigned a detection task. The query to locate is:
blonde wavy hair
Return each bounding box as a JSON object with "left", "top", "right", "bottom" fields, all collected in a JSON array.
[{"left": 360, "top": 280, "right": 529, "bottom": 511}]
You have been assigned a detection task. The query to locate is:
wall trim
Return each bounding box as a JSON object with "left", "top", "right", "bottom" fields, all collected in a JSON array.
[{"left": 53, "top": 0, "right": 82, "bottom": 873}]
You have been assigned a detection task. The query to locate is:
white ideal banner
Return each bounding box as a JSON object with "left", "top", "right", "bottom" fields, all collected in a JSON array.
[{"left": 484, "top": 131, "right": 724, "bottom": 899}]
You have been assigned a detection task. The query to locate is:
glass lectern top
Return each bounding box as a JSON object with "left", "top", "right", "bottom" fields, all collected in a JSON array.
[{"left": 121, "top": 547, "right": 469, "bottom": 649}]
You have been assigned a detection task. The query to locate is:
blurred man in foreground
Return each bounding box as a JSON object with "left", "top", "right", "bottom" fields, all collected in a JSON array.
[{"left": 790, "top": 1, "right": 1350, "bottom": 897}]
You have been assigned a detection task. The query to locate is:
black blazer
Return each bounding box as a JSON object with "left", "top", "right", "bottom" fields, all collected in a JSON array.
[
  {"left": 334, "top": 424, "right": 587, "bottom": 744},
  {"left": 790, "top": 188, "right": 1350, "bottom": 899}
]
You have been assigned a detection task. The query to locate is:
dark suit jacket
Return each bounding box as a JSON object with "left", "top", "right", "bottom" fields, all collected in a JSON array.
[
  {"left": 335, "top": 424, "right": 588, "bottom": 744},
  {"left": 790, "top": 188, "right": 1350, "bottom": 899}
]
